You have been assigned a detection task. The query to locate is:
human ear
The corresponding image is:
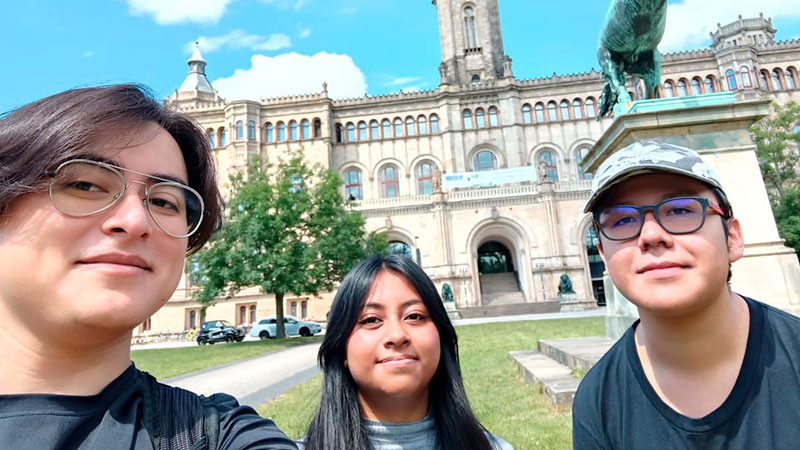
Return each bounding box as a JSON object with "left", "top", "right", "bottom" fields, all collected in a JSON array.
[{"left": 726, "top": 218, "right": 744, "bottom": 263}]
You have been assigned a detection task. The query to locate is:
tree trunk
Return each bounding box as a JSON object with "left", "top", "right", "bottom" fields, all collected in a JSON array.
[{"left": 275, "top": 292, "right": 286, "bottom": 338}]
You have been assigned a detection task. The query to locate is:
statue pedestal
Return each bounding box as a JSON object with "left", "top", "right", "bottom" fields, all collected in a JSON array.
[
  {"left": 584, "top": 95, "right": 800, "bottom": 339},
  {"left": 444, "top": 301, "right": 461, "bottom": 321},
  {"left": 557, "top": 293, "right": 597, "bottom": 313}
]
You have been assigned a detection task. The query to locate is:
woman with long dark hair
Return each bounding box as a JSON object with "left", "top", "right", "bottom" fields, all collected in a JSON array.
[{"left": 304, "top": 255, "right": 512, "bottom": 450}]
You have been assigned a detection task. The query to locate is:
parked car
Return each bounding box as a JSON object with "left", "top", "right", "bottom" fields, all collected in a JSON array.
[
  {"left": 197, "top": 320, "right": 245, "bottom": 345},
  {"left": 250, "top": 315, "right": 322, "bottom": 340}
]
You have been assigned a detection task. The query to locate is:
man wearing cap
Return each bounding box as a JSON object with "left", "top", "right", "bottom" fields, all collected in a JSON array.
[{"left": 572, "top": 141, "right": 800, "bottom": 449}]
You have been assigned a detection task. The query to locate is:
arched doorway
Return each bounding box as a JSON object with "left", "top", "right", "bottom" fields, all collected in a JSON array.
[
  {"left": 586, "top": 227, "right": 606, "bottom": 305},
  {"left": 478, "top": 241, "right": 514, "bottom": 274},
  {"left": 476, "top": 240, "right": 523, "bottom": 305},
  {"left": 388, "top": 240, "right": 412, "bottom": 259}
]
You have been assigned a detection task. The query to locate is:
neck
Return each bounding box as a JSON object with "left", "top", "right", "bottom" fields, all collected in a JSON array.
[
  {"left": 0, "top": 310, "right": 132, "bottom": 396},
  {"left": 636, "top": 289, "right": 749, "bottom": 371},
  {"left": 359, "top": 390, "right": 430, "bottom": 424}
]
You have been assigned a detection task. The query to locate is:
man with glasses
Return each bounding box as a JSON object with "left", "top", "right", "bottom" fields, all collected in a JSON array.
[{"left": 572, "top": 141, "right": 800, "bottom": 449}]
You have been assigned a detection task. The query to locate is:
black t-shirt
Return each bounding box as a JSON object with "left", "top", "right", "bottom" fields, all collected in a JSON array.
[
  {"left": 0, "top": 364, "right": 297, "bottom": 450},
  {"left": 573, "top": 297, "right": 800, "bottom": 450}
]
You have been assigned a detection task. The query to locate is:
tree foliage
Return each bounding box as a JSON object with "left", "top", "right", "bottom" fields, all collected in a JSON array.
[
  {"left": 773, "top": 187, "right": 800, "bottom": 259},
  {"left": 192, "top": 150, "right": 387, "bottom": 337}
]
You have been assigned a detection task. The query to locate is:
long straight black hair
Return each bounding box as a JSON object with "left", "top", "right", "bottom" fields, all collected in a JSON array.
[{"left": 305, "top": 255, "right": 493, "bottom": 450}]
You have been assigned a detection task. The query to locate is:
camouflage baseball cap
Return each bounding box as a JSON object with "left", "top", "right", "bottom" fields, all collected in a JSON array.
[{"left": 583, "top": 141, "right": 726, "bottom": 213}]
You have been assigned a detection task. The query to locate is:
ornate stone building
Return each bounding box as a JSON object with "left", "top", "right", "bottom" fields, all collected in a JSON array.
[{"left": 143, "top": 2, "right": 800, "bottom": 334}]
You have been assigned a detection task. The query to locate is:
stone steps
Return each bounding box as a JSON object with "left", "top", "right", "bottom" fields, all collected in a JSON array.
[
  {"left": 510, "top": 336, "right": 615, "bottom": 407},
  {"left": 457, "top": 300, "right": 560, "bottom": 319}
]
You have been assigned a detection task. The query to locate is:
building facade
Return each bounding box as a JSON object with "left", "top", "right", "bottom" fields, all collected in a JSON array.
[{"left": 143, "top": 3, "right": 800, "bottom": 335}]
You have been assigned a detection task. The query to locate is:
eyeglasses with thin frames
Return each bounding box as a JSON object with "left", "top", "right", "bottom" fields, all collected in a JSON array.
[
  {"left": 44, "top": 158, "right": 206, "bottom": 238},
  {"left": 593, "top": 196, "right": 729, "bottom": 241}
]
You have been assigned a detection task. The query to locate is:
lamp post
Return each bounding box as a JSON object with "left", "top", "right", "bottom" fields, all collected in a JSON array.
[
  {"left": 414, "top": 235, "right": 422, "bottom": 265},
  {"left": 458, "top": 264, "right": 469, "bottom": 307},
  {"left": 533, "top": 259, "right": 546, "bottom": 301}
]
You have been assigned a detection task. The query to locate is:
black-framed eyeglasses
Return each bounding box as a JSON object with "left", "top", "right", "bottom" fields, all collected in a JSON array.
[
  {"left": 593, "top": 196, "right": 728, "bottom": 241},
  {"left": 44, "top": 159, "right": 206, "bottom": 238}
]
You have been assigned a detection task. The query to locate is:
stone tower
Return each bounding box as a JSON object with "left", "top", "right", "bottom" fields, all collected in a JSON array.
[{"left": 433, "top": 0, "right": 513, "bottom": 87}]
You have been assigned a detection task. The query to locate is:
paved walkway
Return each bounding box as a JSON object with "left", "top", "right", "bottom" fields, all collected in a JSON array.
[{"left": 160, "top": 308, "right": 607, "bottom": 407}]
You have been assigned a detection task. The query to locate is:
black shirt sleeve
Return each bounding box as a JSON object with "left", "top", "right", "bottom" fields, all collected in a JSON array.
[{"left": 211, "top": 393, "right": 298, "bottom": 450}]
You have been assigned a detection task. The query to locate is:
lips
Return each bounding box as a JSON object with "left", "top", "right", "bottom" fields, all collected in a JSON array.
[
  {"left": 78, "top": 253, "right": 152, "bottom": 271},
  {"left": 379, "top": 354, "right": 417, "bottom": 364},
  {"left": 637, "top": 261, "right": 687, "bottom": 274}
]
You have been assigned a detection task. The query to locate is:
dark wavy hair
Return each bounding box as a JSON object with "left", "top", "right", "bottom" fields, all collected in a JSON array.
[
  {"left": 0, "top": 84, "right": 222, "bottom": 253},
  {"left": 305, "top": 255, "right": 493, "bottom": 450}
]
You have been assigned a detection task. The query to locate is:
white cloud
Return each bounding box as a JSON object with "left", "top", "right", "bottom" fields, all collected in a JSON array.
[
  {"left": 298, "top": 27, "right": 312, "bottom": 39},
  {"left": 339, "top": 5, "right": 358, "bottom": 15},
  {"left": 660, "top": 0, "right": 800, "bottom": 52},
  {"left": 82, "top": 50, "right": 95, "bottom": 58},
  {"left": 385, "top": 76, "right": 422, "bottom": 86},
  {"left": 127, "top": 0, "right": 235, "bottom": 25},
  {"left": 186, "top": 30, "right": 291, "bottom": 53},
  {"left": 213, "top": 52, "right": 368, "bottom": 100},
  {"left": 260, "top": 0, "right": 305, "bottom": 10}
]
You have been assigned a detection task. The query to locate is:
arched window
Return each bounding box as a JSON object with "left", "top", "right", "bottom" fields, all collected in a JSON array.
[
  {"left": 219, "top": 128, "right": 227, "bottom": 146},
  {"left": 382, "top": 119, "right": 392, "bottom": 138},
  {"left": 759, "top": 70, "right": 770, "bottom": 91},
  {"left": 705, "top": 76, "right": 716, "bottom": 93},
  {"left": 471, "top": 75, "right": 481, "bottom": 86},
  {"left": 586, "top": 98, "right": 596, "bottom": 118},
  {"left": 488, "top": 107, "right": 499, "bottom": 127},
  {"left": 664, "top": 82, "right": 675, "bottom": 98},
  {"left": 380, "top": 166, "right": 400, "bottom": 198},
  {"left": 394, "top": 118, "right": 403, "bottom": 137},
  {"left": 346, "top": 123, "right": 355, "bottom": 142},
  {"left": 313, "top": 118, "right": 322, "bottom": 138},
  {"left": 236, "top": 121, "right": 244, "bottom": 140},
  {"left": 560, "top": 100, "right": 570, "bottom": 120},
  {"left": 359, "top": 121, "right": 367, "bottom": 141},
  {"left": 370, "top": 120, "right": 380, "bottom": 139},
  {"left": 463, "top": 110, "right": 473, "bottom": 129},
  {"left": 388, "top": 241, "right": 412, "bottom": 259},
  {"left": 277, "top": 122, "right": 286, "bottom": 142},
  {"left": 334, "top": 123, "right": 342, "bottom": 143},
  {"left": 772, "top": 69, "right": 783, "bottom": 91},
  {"left": 535, "top": 103, "right": 545, "bottom": 123},
  {"left": 289, "top": 121, "right": 298, "bottom": 141},
  {"left": 575, "top": 147, "right": 592, "bottom": 180},
  {"left": 208, "top": 129, "right": 216, "bottom": 148},
  {"left": 522, "top": 104, "right": 532, "bottom": 124},
  {"left": 344, "top": 168, "right": 363, "bottom": 200},
  {"left": 786, "top": 68, "right": 797, "bottom": 90},
  {"left": 418, "top": 116, "right": 428, "bottom": 135},
  {"left": 301, "top": 301, "right": 307, "bottom": 319},
  {"left": 475, "top": 108, "right": 486, "bottom": 128},
  {"left": 416, "top": 161, "right": 435, "bottom": 195},
  {"left": 248, "top": 121, "right": 256, "bottom": 140},
  {"left": 741, "top": 67, "right": 752, "bottom": 87},
  {"left": 406, "top": 117, "right": 415, "bottom": 136},
  {"left": 726, "top": 69, "right": 738, "bottom": 90},
  {"left": 547, "top": 102, "right": 558, "bottom": 122},
  {"left": 473, "top": 150, "right": 498, "bottom": 171},
  {"left": 677, "top": 80, "right": 688, "bottom": 97},
  {"left": 572, "top": 99, "right": 583, "bottom": 119},
  {"left": 249, "top": 305, "right": 257, "bottom": 324},
  {"left": 301, "top": 119, "right": 310, "bottom": 139},
  {"left": 537, "top": 150, "right": 559, "bottom": 182},
  {"left": 691, "top": 78, "right": 702, "bottom": 96},
  {"left": 464, "top": 7, "right": 477, "bottom": 49},
  {"left": 265, "top": 123, "right": 273, "bottom": 143},
  {"left": 430, "top": 114, "right": 439, "bottom": 133}
]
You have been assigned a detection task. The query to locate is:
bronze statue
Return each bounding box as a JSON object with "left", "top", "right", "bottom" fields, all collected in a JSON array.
[
  {"left": 597, "top": 0, "right": 668, "bottom": 118},
  {"left": 441, "top": 283, "right": 454, "bottom": 302},
  {"left": 558, "top": 274, "right": 576, "bottom": 295}
]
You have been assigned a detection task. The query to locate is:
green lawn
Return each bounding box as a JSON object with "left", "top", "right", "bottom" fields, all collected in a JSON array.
[
  {"left": 131, "top": 336, "right": 323, "bottom": 380},
  {"left": 257, "top": 317, "right": 604, "bottom": 450}
]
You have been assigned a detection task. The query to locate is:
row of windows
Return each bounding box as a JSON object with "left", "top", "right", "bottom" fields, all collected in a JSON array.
[
  {"left": 335, "top": 114, "right": 440, "bottom": 143},
  {"left": 520, "top": 98, "right": 597, "bottom": 125},
  {"left": 265, "top": 119, "right": 323, "bottom": 143},
  {"left": 663, "top": 76, "right": 718, "bottom": 97},
  {"left": 343, "top": 147, "right": 593, "bottom": 200},
  {"left": 462, "top": 107, "right": 500, "bottom": 129}
]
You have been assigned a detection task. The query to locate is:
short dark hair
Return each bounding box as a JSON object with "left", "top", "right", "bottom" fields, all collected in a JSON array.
[
  {"left": 306, "top": 255, "right": 493, "bottom": 450},
  {"left": 0, "top": 84, "right": 222, "bottom": 253}
]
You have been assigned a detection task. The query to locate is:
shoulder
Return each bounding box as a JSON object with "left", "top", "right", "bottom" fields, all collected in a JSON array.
[
  {"left": 211, "top": 396, "right": 298, "bottom": 450},
  {"left": 750, "top": 297, "right": 800, "bottom": 328},
  {"left": 574, "top": 326, "right": 632, "bottom": 409},
  {"left": 485, "top": 431, "right": 514, "bottom": 450}
]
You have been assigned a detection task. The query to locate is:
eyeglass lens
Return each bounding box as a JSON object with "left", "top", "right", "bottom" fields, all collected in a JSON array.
[
  {"left": 49, "top": 160, "right": 203, "bottom": 237},
  {"left": 598, "top": 197, "right": 706, "bottom": 240}
]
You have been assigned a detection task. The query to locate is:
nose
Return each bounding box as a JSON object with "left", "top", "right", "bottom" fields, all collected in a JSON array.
[
  {"left": 637, "top": 210, "right": 673, "bottom": 250},
  {"left": 101, "top": 185, "right": 154, "bottom": 239},
  {"left": 382, "top": 317, "right": 410, "bottom": 348}
]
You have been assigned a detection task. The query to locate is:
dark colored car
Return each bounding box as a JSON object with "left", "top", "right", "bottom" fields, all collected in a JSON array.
[{"left": 197, "top": 320, "right": 245, "bottom": 345}]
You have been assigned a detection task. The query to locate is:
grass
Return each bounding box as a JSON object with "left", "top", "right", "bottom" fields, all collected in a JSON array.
[
  {"left": 131, "top": 336, "right": 323, "bottom": 380},
  {"left": 257, "top": 317, "right": 604, "bottom": 450}
]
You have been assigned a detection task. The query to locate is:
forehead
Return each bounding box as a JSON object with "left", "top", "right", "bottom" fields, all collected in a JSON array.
[
  {"left": 599, "top": 173, "right": 714, "bottom": 207},
  {"left": 363, "top": 270, "right": 422, "bottom": 306}
]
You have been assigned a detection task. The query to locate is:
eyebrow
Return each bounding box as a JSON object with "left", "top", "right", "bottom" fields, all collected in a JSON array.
[
  {"left": 362, "top": 299, "right": 424, "bottom": 310},
  {"left": 611, "top": 190, "right": 705, "bottom": 206},
  {"left": 71, "top": 153, "right": 189, "bottom": 185}
]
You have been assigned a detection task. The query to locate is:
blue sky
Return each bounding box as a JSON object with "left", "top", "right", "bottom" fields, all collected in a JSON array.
[{"left": 2, "top": 0, "right": 800, "bottom": 112}]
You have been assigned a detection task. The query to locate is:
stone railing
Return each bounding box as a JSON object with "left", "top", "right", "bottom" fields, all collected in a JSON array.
[
  {"left": 351, "top": 194, "right": 432, "bottom": 210},
  {"left": 448, "top": 184, "right": 539, "bottom": 201},
  {"left": 554, "top": 180, "right": 592, "bottom": 192}
]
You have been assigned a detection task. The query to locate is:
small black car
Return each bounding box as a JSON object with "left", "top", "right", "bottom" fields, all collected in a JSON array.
[{"left": 197, "top": 320, "right": 245, "bottom": 345}]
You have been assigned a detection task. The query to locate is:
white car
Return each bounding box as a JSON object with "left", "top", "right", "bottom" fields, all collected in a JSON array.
[{"left": 250, "top": 315, "right": 322, "bottom": 340}]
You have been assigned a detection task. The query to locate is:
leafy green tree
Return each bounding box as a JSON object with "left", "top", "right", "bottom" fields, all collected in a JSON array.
[
  {"left": 750, "top": 100, "right": 800, "bottom": 203},
  {"left": 192, "top": 150, "right": 387, "bottom": 338},
  {"left": 773, "top": 187, "right": 800, "bottom": 259}
]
